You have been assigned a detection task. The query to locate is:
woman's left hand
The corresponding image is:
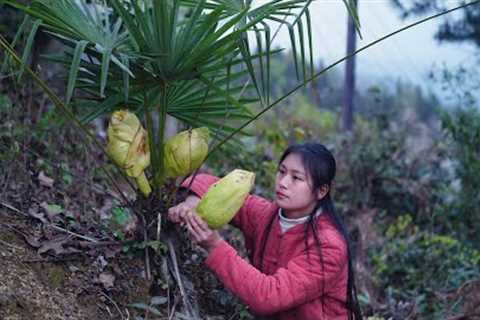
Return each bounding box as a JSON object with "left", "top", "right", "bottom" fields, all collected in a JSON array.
[{"left": 184, "top": 210, "right": 223, "bottom": 253}]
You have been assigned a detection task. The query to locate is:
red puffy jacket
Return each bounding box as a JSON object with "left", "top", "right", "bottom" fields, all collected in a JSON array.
[{"left": 181, "top": 174, "right": 349, "bottom": 320}]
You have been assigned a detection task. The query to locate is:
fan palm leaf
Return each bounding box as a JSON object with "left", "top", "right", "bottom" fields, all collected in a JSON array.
[{"left": 2, "top": 0, "right": 356, "bottom": 187}]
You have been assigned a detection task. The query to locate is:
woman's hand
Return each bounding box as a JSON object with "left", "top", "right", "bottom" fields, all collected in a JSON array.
[
  {"left": 167, "top": 194, "right": 200, "bottom": 224},
  {"left": 184, "top": 211, "right": 222, "bottom": 253}
]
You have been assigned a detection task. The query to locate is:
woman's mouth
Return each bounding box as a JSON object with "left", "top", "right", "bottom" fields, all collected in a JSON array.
[{"left": 276, "top": 191, "right": 288, "bottom": 199}]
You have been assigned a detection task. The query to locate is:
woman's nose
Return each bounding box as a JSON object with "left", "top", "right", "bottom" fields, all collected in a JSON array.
[{"left": 279, "top": 175, "right": 290, "bottom": 188}]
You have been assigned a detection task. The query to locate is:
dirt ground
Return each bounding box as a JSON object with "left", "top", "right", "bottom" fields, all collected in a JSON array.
[{"left": 0, "top": 211, "right": 155, "bottom": 320}]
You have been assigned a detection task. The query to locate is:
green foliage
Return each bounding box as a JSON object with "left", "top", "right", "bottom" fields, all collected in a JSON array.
[
  {"left": 207, "top": 93, "right": 338, "bottom": 198},
  {"left": 2, "top": 0, "right": 338, "bottom": 192},
  {"left": 430, "top": 58, "right": 479, "bottom": 107},
  {"left": 32, "top": 108, "right": 65, "bottom": 140},
  {"left": 439, "top": 107, "right": 480, "bottom": 244},
  {"left": 0, "top": 93, "right": 11, "bottom": 109},
  {"left": 334, "top": 113, "right": 446, "bottom": 219},
  {"left": 207, "top": 136, "right": 278, "bottom": 198},
  {"left": 0, "top": 4, "right": 25, "bottom": 42},
  {"left": 0, "top": 93, "right": 23, "bottom": 162},
  {"left": 60, "top": 163, "right": 73, "bottom": 186},
  {"left": 392, "top": 0, "right": 480, "bottom": 47},
  {"left": 370, "top": 214, "right": 480, "bottom": 317},
  {"left": 108, "top": 206, "right": 135, "bottom": 240},
  {"left": 385, "top": 214, "right": 417, "bottom": 238},
  {"left": 129, "top": 295, "right": 168, "bottom": 318}
]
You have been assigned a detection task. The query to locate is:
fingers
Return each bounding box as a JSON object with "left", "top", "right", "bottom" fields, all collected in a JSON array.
[
  {"left": 183, "top": 212, "right": 222, "bottom": 253},
  {"left": 186, "top": 212, "right": 207, "bottom": 232},
  {"left": 185, "top": 212, "right": 203, "bottom": 237},
  {"left": 167, "top": 203, "right": 191, "bottom": 223},
  {"left": 185, "top": 219, "right": 201, "bottom": 242},
  {"left": 193, "top": 214, "right": 209, "bottom": 230},
  {"left": 168, "top": 207, "right": 221, "bottom": 252},
  {"left": 167, "top": 206, "right": 180, "bottom": 223}
]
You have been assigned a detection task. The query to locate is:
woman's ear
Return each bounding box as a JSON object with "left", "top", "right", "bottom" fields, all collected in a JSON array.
[{"left": 316, "top": 184, "right": 329, "bottom": 200}]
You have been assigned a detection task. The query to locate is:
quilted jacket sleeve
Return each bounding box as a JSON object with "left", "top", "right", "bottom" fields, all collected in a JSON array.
[
  {"left": 180, "top": 174, "right": 272, "bottom": 248},
  {"left": 203, "top": 229, "right": 348, "bottom": 315}
]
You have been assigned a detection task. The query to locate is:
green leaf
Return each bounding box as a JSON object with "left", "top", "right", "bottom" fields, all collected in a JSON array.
[
  {"left": 121, "top": 55, "right": 130, "bottom": 103},
  {"left": 100, "top": 47, "right": 112, "bottom": 97},
  {"left": 342, "top": 0, "right": 362, "bottom": 38},
  {"left": 18, "top": 19, "right": 41, "bottom": 81},
  {"left": 0, "top": 15, "right": 30, "bottom": 76},
  {"left": 45, "top": 203, "right": 63, "bottom": 215},
  {"left": 66, "top": 40, "right": 89, "bottom": 104}
]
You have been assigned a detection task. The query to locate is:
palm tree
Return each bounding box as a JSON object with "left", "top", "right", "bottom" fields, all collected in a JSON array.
[
  {"left": 0, "top": 0, "right": 360, "bottom": 317},
  {"left": 3, "top": 0, "right": 361, "bottom": 188}
]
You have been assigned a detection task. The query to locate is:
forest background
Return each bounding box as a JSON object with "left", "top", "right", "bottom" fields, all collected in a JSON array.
[{"left": 0, "top": 1, "right": 479, "bottom": 319}]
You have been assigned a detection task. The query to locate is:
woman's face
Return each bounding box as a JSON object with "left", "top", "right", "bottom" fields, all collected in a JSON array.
[{"left": 274, "top": 153, "right": 319, "bottom": 219}]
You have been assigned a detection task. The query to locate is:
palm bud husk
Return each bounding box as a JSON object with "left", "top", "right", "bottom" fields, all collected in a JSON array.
[
  {"left": 163, "top": 127, "right": 209, "bottom": 179},
  {"left": 195, "top": 169, "right": 255, "bottom": 229},
  {"left": 106, "top": 110, "right": 151, "bottom": 196}
]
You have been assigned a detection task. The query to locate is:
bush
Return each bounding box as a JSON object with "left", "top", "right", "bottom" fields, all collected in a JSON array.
[
  {"left": 370, "top": 214, "right": 480, "bottom": 318},
  {"left": 439, "top": 107, "right": 480, "bottom": 244},
  {"left": 333, "top": 113, "right": 446, "bottom": 223}
]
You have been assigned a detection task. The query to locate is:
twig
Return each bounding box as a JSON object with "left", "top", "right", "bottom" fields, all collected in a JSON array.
[
  {"left": 0, "top": 222, "right": 29, "bottom": 238},
  {"left": 143, "top": 215, "right": 151, "bottom": 281},
  {"left": 166, "top": 237, "right": 199, "bottom": 320},
  {"left": 77, "top": 240, "right": 123, "bottom": 247},
  {"left": 456, "top": 279, "right": 479, "bottom": 295},
  {"left": 0, "top": 201, "right": 28, "bottom": 216},
  {"left": 49, "top": 224, "right": 99, "bottom": 243},
  {"left": 168, "top": 295, "right": 179, "bottom": 320},
  {"left": 100, "top": 304, "right": 113, "bottom": 318},
  {"left": 447, "top": 313, "right": 480, "bottom": 320},
  {"left": 22, "top": 256, "right": 86, "bottom": 263},
  {"left": 100, "top": 292, "right": 125, "bottom": 320},
  {"left": 1, "top": 201, "right": 100, "bottom": 243},
  {"left": 157, "top": 212, "right": 162, "bottom": 241},
  {"left": 0, "top": 238, "right": 24, "bottom": 251},
  {"left": 227, "top": 310, "right": 239, "bottom": 320}
]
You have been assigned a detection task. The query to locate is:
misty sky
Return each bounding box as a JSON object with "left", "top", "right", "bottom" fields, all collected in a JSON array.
[{"left": 256, "top": 0, "right": 478, "bottom": 102}]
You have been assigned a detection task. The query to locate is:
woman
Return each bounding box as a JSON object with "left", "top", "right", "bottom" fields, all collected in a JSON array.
[{"left": 168, "top": 143, "right": 362, "bottom": 320}]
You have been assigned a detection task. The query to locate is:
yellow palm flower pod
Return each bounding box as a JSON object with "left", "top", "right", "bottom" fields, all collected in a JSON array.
[
  {"left": 195, "top": 169, "right": 255, "bottom": 229},
  {"left": 106, "top": 110, "right": 151, "bottom": 197},
  {"left": 163, "top": 127, "right": 209, "bottom": 179}
]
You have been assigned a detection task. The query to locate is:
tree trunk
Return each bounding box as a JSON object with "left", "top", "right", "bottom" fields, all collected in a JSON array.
[{"left": 342, "top": 0, "right": 358, "bottom": 132}]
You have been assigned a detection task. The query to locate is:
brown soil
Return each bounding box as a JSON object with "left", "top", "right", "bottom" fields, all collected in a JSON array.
[{"left": 0, "top": 214, "right": 105, "bottom": 320}]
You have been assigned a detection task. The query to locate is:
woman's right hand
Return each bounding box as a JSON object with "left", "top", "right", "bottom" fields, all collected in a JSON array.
[{"left": 167, "top": 194, "right": 200, "bottom": 224}]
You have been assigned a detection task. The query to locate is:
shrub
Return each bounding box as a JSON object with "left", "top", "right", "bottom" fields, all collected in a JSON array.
[
  {"left": 370, "top": 214, "right": 480, "bottom": 317},
  {"left": 439, "top": 107, "right": 480, "bottom": 244}
]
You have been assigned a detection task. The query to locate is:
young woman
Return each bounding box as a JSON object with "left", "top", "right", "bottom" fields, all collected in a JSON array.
[{"left": 168, "top": 143, "right": 362, "bottom": 320}]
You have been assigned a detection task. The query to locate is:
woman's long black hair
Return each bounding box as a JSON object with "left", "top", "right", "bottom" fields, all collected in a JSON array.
[{"left": 259, "top": 143, "right": 362, "bottom": 320}]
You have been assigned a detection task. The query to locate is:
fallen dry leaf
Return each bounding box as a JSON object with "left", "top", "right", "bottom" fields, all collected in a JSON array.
[
  {"left": 38, "top": 171, "right": 54, "bottom": 188},
  {"left": 28, "top": 207, "right": 48, "bottom": 224},
  {"left": 98, "top": 272, "right": 115, "bottom": 289},
  {"left": 24, "top": 235, "right": 42, "bottom": 248},
  {"left": 37, "top": 236, "right": 70, "bottom": 255}
]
